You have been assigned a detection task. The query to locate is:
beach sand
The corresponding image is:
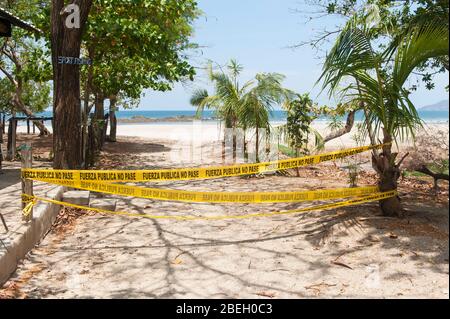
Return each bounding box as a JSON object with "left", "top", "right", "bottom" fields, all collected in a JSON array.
[
  {"left": 1, "top": 121, "right": 448, "bottom": 299},
  {"left": 14, "top": 119, "right": 449, "bottom": 149}
]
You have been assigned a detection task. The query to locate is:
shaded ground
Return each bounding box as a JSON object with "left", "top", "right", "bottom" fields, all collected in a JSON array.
[
  {"left": 0, "top": 133, "right": 55, "bottom": 240},
  {"left": 0, "top": 135, "right": 448, "bottom": 299}
]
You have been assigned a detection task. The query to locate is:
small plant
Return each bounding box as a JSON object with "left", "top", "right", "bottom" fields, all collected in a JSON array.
[
  {"left": 280, "top": 94, "right": 324, "bottom": 176},
  {"left": 342, "top": 123, "right": 366, "bottom": 188}
]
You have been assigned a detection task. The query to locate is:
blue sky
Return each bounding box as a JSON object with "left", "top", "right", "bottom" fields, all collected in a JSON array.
[{"left": 139, "top": 0, "right": 449, "bottom": 111}]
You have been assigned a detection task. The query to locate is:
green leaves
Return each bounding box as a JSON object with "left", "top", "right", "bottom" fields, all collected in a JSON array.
[
  {"left": 191, "top": 60, "right": 289, "bottom": 132},
  {"left": 0, "top": 0, "right": 52, "bottom": 114},
  {"left": 390, "top": 17, "right": 449, "bottom": 88},
  {"left": 319, "top": 10, "right": 447, "bottom": 144},
  {"left": 283, "top": 94, "right": 318, "bottom": 154},
  {"left": 83, "top": 0, "right": 199, "bottom": 99}
]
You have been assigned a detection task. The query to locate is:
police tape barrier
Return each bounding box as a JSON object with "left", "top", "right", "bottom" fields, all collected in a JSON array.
[
  {"left": 28, "top": 177, "right": 380, "bottom": 203},
  {"left": 22, "top": 191, "right": 397, "bottom": 221},
  {"left": 21, "top": 143, "right": 388, "bottom": 183}
]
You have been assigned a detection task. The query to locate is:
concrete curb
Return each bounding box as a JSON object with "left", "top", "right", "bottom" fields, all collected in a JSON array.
[{"left": 0, "top": 186, "right": 65, "bottom": 286}]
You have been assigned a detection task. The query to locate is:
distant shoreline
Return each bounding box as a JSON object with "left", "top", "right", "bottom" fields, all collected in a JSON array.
[
  {"left": 116, "top": 115, "right": 217, "bottom": 124},
  {"left": 12, "top": 109, "right": 450, "bottom": 125},
  {"left": 115, "top": 115, "right": 449, "bottom": 125}
]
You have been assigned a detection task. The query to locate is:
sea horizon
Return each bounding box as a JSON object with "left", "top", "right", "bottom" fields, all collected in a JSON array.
[{"left": 27, "top": 109, "right": 449, "bottom": 125}]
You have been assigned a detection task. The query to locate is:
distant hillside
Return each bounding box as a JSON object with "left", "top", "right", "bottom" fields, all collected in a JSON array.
[{"left": 420, "top": 99, "right": 449, "bottom": 111}]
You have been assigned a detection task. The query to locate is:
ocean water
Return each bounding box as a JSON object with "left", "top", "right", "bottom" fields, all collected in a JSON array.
[{"left": 21, "top": 109, "right": 450, "bottom": 124}]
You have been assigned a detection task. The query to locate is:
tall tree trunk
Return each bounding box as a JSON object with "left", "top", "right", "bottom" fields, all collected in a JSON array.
[
  {"left": 255, "top": 127, "right": 260, "bottom": 163},
  {"left": 6, "top": 118, "right": 17, "bottom": 160},
  {"left": 372, "top": 129, "right": 403, "bottom": 217},
  {"left": 295, "top": 148, "right": 300, "bottom": 177},
  {"left": 243, "top": 129, "right": 247, "bottom": 161},
  {"left": 1, "top": 113, "right": 5, "bottom": 134},
  {"left": 94, "top": 93, "right": 105, "bottom": 149},
  {"left": 51, "top": 0, "right": 93, "bottom": 169},
  {"left": 0, "top": 116, "right": 3, "bottom": 170},
  {"left": 108, "top": 95, "right": 118, "bottom": 142},
  {"left": 81, "top": 47, "right": 94, "bottom": 168}
]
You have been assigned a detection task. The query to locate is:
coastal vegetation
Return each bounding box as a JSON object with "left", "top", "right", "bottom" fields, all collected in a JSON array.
[
  {"left": 317, "top": 4, "right": 448, "bottom": 216},
  {"left": 0, "top": 0, "right": 448, "bottom": 214},
  {"left": 0, "top": 1, "right": 52, "bottom": 135},
  {"left": 1, "top": 0, "right": 200, "bottom": 168},
  {"left": 278, "top": 94, "right": 322, "bottom": 176},
  {"left": 190, "top": 60, "right": 289, "bottom": 162}
]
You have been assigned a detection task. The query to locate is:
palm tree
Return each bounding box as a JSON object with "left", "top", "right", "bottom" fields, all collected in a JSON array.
[
  {"left": 191, "top": 60, "right": 289, "bottom": 162},
  {"left": 190, "top": 60, "right": 247, "bottom": 126},
  {"left": 319, "top": 12, "right": 448, "bottom": 216},
  {"left": 241, "top": 73, "right": 287, "bottom": 161},
  {"left": 190, "top": 60, "right": 251, "bottom": 159}
]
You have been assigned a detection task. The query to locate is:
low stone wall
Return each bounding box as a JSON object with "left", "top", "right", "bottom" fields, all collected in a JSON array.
[{"left": 0, "top": 186, "right": 64, "bottom": 286}]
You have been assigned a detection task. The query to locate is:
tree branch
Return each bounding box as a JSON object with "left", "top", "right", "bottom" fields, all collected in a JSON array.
[
  {"left": 323, "top": 110, "right": 355, "bottom": 143},
  {"left": 0, "top": 64, "right": 18, "bottom": 87},
  {"left": 397, "top": 152, "right": 409, "bottom": 167},
  {"left": 416, "top": 165, "right": 449, "bottom": 182}
]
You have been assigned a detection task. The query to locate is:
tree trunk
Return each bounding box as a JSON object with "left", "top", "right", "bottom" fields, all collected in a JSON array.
[
  {"left": 6, "top": 118, "right": 17, "bottom": 161},
  {"left": 295, "top": 148, "right": 300, "bottom": 177},
  {"left": 0, "top": 117, "right": 3, "bottom": 170},
  {"left": 94, "top": 93, "right": 105, "bottom": 149},
  {"left": 243, "top": 129, "right": 247, "bottom": 161},
  {"left": 255, "top": 127, "right": 260, "bottom": 163},
  {"left": 1, "top": 113, "right": 5, "bottom": 134},
  {"left": 108, "top": 95, "right": 118, "bottom": 142},
  {"left": 232, "top": 128, "right": 237, "bottom": 162},
  {"left": 81, "top": 46, "right": 95, "bottom": 168},
  {"left": 51, "top": 0, "right": 93, "bottom": 169},
  {"left": 372, "top": 129, "right": 403, "bottom": 217},
  {"left": 86, "top": 115, "right": 95, "bottom": 167}
]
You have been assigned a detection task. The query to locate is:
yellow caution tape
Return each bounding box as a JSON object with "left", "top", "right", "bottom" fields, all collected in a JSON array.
[
  {"left": 22, "top": 190, "right": 397, "bottom": 221},
  {"left": 22, "top": 199, "right": 36, "bottom": 218},
  {"left": 21, "top": 143, "right": 387, "bottom": 183},
  {"left": 29, "top": 177, "right": 379, "bottom": 203}
]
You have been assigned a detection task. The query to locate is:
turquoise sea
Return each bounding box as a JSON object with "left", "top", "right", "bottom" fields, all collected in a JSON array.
[
  {"left": 2, "top": 108, "right": 443, "bottom": 127},
  {"left": 31, "top": 109, "right": 449, "bottom": 124}
]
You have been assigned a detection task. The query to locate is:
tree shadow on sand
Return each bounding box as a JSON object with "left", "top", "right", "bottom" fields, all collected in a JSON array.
[{"left": 6, "top": 188, "right": 448, "bottom": 298}]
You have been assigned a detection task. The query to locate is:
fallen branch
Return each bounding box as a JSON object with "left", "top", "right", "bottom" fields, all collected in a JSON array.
[
  {"left": 416, "top": 166, "right": 449, "bottom": 182},
  {"left": 415, "top": 165, "right": 449, "bottom": 193}
]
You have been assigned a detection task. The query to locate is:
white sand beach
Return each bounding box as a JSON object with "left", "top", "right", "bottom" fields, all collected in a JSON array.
[{"left": 15, "top": 120, "right": 448, "bottom": 154}]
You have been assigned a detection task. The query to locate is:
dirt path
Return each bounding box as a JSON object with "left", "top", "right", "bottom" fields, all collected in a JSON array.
[{"left": 1, "top": 137, "right": 448, "bottom": 299}]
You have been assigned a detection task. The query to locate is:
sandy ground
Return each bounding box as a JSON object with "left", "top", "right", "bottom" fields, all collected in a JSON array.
[
  {"left": 12, "top": 120, "right": 449, "bottom": 147},
  {"left": 0, "top": 129, "right": 448, "bottom": 299}
]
